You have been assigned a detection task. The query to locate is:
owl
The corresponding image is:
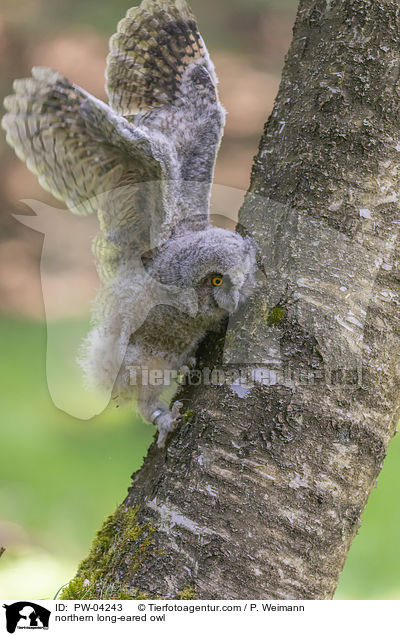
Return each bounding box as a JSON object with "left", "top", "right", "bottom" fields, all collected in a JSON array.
[{"left": 2, "top": 0, "right": 258, "bottom": 447}]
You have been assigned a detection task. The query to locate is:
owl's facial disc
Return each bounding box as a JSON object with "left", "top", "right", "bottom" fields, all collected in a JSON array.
[
  {"left": 211, "top": 254, "right": 256, "bottom": 313},
  {"left": 209, "top": 272, "right": 240, "bottom": 313}
]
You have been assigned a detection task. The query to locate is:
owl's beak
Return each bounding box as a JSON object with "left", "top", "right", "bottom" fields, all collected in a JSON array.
[{"left": 218, "top": 290, "right": 240, "bottom": 314}]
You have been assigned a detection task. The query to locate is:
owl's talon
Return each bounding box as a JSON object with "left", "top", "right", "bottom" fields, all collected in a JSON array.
[
  {"left": 171, "top": 401, "right": 184, "bottom": 419},
  {"left": 154, "top": 402, "right": 184, "bottom": 448}
]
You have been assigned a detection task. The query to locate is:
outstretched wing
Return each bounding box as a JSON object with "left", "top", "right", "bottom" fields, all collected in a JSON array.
[
  {"left": 2, "top": 66, "right": 178, "bottom": 278},
  {"left": 106, "top": 0, "right": 225, "bottom": 226},
  {"left": 2, "top": 1, "right": 225, "bottom": 276}
]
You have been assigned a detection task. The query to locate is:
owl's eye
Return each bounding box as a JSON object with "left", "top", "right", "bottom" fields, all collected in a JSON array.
[{"left": 211, "top": 275, "right": 223, "bottom": 287}]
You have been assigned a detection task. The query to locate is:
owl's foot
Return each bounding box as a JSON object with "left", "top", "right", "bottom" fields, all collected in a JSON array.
[{"left": 153, "top": 401, "right": 183, "bottom": 448}]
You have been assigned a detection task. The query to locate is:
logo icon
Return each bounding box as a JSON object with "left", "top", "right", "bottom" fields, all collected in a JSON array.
[{"left": 2, "top": 603, "right": 50, "bottom": 633}]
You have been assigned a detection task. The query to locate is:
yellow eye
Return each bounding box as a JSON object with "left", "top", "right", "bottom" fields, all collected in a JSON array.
[{"left": 212, "top": 275, "right": 223, "bottom": 287}]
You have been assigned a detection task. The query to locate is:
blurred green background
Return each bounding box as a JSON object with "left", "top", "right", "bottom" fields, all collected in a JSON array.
[{"left": 0, "top": 0, "right": 399, "bottom": 600}]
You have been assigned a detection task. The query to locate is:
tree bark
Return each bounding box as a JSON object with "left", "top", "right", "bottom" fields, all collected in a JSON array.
[{"left": 62, "top": 0, "right": 400, "bottom": 600}]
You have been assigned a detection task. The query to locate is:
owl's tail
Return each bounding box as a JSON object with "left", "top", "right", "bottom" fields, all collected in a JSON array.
[{"left": 106, "top": 0, "right": 218, "bottom": 116}]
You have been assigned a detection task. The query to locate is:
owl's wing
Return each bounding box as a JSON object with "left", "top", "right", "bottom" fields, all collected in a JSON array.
[
  {"left": 2, "top": 66, "right": 180, "bottom": 278},
  {"left": 3, "top": 1, "right": 225, "bottom": 276},
  {"left": 106, "top": 0, "right": 225, "bottom": 234}
]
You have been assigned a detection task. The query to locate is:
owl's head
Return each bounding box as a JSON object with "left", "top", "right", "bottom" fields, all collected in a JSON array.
[
  {"left": 194, "top": 231, "right": 257, "bottom": 314},
  {"left": 152, "top": 227, "right": 258, "bottom": 315}
]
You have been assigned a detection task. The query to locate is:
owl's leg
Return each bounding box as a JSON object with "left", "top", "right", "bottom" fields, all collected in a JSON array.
[
  {"left": 152, "top": 401, "right": 184, "bottom": 449},
  {"left": 122, "top": 346, "right": 184, "bottom": 447},
  {"left": 137, "top": 383, "right": 183, "bottom": 449}
]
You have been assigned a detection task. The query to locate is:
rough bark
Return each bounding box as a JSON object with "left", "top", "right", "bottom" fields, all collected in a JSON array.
[{"left": 63, "top": 0, "right": 400, "bottom": 600}]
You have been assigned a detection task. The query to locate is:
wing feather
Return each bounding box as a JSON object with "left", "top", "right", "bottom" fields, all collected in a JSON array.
[
  {"left": 106, "top": 0, "right": 225, "bottom": 218},
  {"left": 2, "top": 66, "right": 176, "bottom": 273},
  {"left": 3, "top": 1, "right": 226, "bottom": 273},
  {"left": 106, "top": 0, "right": 214, "bottom": 114}
]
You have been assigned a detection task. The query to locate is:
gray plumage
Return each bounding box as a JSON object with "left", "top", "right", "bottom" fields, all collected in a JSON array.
[{"left": 2, "top": 0, "right": 257, "bottom": 446}]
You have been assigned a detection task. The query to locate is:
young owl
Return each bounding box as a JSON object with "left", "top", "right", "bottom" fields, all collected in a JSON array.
[{"left": 2, "top": 0, "right": 257, "bottom": 447}]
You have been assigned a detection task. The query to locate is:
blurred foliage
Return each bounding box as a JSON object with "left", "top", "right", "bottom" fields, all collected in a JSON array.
[
  {"left": 0, "top": 315, "right": 153, "bottom": 598},
  {"left": 0, "top": 0, "right": 298, "bottom": 63},
  {"left": 1, "top": 0, "right": 297, "bottom": 34}
]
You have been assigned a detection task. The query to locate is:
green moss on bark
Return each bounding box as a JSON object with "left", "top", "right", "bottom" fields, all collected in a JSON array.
[
  {"left": 178, "top": 585, "right": 196, "bottom": 600},
  {"left": 265, "top": 305, "right": 287, "bottom": 327},
  {"left": 60, "top": 505, "right": 156, "bottom": 600}
]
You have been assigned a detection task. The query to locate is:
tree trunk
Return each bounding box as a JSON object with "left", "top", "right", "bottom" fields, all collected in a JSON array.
[{"left": 62, "top": 0, "right": 400, "bottom": 600}]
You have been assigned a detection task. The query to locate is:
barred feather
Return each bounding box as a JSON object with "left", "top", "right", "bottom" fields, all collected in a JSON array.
[
  {"left": 2, "top": 66, "right": 174, "bottom": 275},
  {"left": 107, "top": 0, "right": 225, "bottom": 218},
  {"left": 106, "top": 0, "right": 217, "bottom": 115}
]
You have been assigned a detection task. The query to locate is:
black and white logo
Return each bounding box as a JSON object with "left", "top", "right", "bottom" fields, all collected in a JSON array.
[{"left": 2, "top": 602, "right": 50, "bottom": 633}]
